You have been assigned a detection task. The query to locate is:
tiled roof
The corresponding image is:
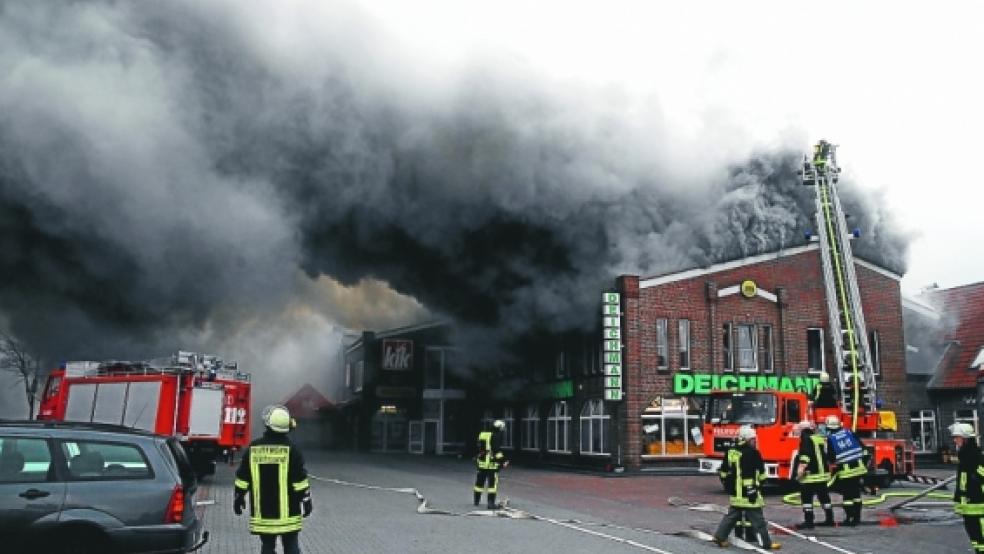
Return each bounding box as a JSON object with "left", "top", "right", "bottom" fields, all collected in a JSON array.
[
  {"left": 927, "top": 282, "right": 984, "bottom": 390},
  {"left": 282, "top": 384, "right": 334, "bottom": 417}
]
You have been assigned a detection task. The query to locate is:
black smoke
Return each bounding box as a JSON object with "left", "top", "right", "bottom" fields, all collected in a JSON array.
[{"left": 0, "top": 1, "right": 909, "bottom": 389}]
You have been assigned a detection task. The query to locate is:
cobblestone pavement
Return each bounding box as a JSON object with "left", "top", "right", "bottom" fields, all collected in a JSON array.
[{"left": 195, "top": 452, "right": 970, "bottom": 554}]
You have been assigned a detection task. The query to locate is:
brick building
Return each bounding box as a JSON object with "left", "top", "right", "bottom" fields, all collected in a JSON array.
[{"left": 612, "top": 243, "right": 909, "bottom": 470}]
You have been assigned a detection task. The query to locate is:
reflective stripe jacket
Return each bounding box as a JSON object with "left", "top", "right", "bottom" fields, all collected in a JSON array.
[
  {"left": 793, "top": 431, "right": 831, "bottom": 484},
  {"left": 235, "top": 431, "right": 310, "bottom": 535},
  {"left": 476, "top": 430, "right": 506, "bottom": 470},
  {"left": 955, "top": 439, "right": 984, "bottom": 516},
  {"left": 719, "top": 441, "right": 766, "bottom": 508}
]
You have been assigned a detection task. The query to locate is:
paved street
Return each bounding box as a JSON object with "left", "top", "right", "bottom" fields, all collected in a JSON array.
[{"left": 196, "top": 452, "right": 969, "bottom": 554}]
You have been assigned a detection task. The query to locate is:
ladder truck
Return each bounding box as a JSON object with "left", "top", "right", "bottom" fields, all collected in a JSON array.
[
  {"left": 37, "top": 350, "right": 252, "bottom": 478},
  {"left": 697, "top": 141, "right": 914, "bottom": 485}
]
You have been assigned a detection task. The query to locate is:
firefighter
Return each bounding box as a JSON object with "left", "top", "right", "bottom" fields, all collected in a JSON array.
[
  {"left": 824, "top": 415, "right": 867, "bottom": 526},
  {"left": 712, "top": 425, "right": 781, "bottom": 550},
  {"left": 791, "top": 420, "right": 835, "bottom": 529},
  {"left": 475, "top": 419, "right": 509, "bottom": 509},
  {"left": 234, "top": 405, "right": 312, "bottom": 554},
  {"left": 812, "top": 372, "right": 838, "bottom": 408},
  {"left": 951, "top": 422, "right": 984, "bottom": 552}
]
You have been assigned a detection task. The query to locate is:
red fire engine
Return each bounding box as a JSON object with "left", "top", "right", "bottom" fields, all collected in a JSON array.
[
  {"left": 37, "top": 351, "right": 251, "bottom": 477},
  {"left": 697, "top": 141, "right": 914, "bottom": 485}
]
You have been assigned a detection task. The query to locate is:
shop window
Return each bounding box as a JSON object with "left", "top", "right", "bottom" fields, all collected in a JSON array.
[
  {"left": 579, "top": 399, "right": 610, "bottom": 455},
  {"left": 736, "top": 324, "right": 757, "bottom": 372},
  {"left": 723, "top": 323, "right": 733, "bottom": 372},
  {"left": 656, "top": 319, "right": 668, "bottom": 369},
  {"left": 502, "top": 407, "right": 515, "bottom": 449},
  {"left": 758, "top": 325, "right": 774, "bottom": 373},
  {"left": 522, "top": 405, "right": 540, "bottom": 450},
  {"left": 641, "top": 397, "right": 703, "bottom": 457},
  {"left": 910, "top": 410, "right": 937, "bottom": 453},
  {"left": 807, "top": 328, "right": 824, "bottom": 374},
  {"left": 547, "top": 401, "right": 570, "bottom": 453},
  {"left": 869, "top": 330, "right": 880, "bottom": 375},
  {"left": 955, "top": 409, "right": 978, "bottom": 441},
  {"left": 678, "top": 320, "right": 691, "bottom": 370}
]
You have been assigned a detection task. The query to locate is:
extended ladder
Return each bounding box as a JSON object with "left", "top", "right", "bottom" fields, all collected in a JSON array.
[{"left": 802, "top": 141, "right": 876, "bottom": 430}]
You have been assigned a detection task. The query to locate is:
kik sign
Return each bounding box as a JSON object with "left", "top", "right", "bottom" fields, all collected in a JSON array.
[
  {"left": 603, "top": 292, "right": 622, "bottom": 401},
  {"left": 673, "top": 373, "right": 820, "bottom": 396},
  {"left": 382, "top": 339, "right": 413, "bottom": 371}
]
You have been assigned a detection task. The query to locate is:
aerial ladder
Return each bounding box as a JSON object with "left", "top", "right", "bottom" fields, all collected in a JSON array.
[{"left": 801, "top": 140, "right": 877, "bottom": 431}]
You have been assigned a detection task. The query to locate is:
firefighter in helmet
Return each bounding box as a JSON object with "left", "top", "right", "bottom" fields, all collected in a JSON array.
[
  {"left": 950, "top": 422, "right": 984, "bottom": 552},
  {"left": 475, "top": 419, "right": 509, "bottom": 509},
  {"left": 824, "top": 415, "right": 867, "bottom": 526},
  {"left": 791, "top": 420, "right": 835, "bottom": 528},
  {"left": 234, "top": 405, "right": 312, "bottom": 554},
  {"left": 812, "top": 372, "right": 838, "bottom": 408},
  {"left": 712, "top": 425, "right": 781, "bottom": 550}
]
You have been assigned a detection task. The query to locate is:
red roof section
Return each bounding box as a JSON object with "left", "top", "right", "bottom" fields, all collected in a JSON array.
[
  {"left": 929, "top": 282, "right": 984, "bottom": 389},
  {"left": 282, "top": 384, "right": 334, "bottom": 418}
]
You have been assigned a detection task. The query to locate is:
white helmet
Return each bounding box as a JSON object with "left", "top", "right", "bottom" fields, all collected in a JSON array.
[
  {"left": 262, "top": 405, "right": 292, "bottom": 434},
  {"left": 737, "top": 425, "right": 757, "bottom": 442},
  {"left": 819, "top": 372, "right": 830, "bottom": 384},
  {"left": 950, "top": 423, "right": 976, "bottom": 439},
  {"left": 824, "top": 415, "right": 842, "bottom": 430},
  {"left": 493, "top": 420, "right": 505, "bottom": 430},
  {"left": 796, "top": 420, "right": 816, "bottom": 431}
]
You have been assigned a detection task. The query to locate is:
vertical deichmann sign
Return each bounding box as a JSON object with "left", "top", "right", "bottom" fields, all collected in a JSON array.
[{"left": 603, "top": 292, "right": 622, "bottom": 401}]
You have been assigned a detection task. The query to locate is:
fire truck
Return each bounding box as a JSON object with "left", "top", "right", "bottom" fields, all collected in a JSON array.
[
  {"left": 697, "top": 141, "right": 914, "bottom": 486},
  {"left": 37, "top": 351, "right": 251, "bottom": 477}
]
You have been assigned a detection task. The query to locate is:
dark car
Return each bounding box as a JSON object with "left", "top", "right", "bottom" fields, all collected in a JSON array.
[{"left": 0, "top": 420, "right": 207, "bottom": 554}]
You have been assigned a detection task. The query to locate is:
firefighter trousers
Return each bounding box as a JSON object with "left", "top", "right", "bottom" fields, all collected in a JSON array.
[
  {"left": 833, "top": 476, "right": 863, "bottom": 523},
  {"left": 713, "top": 507, "right": 774, "bottom": 547},
  {"left": 800, "top": 482, "right": 834, "bottom": 524},
  {"left": 474, "top": 469, "right": 500, "bottom": 507},
  {"left": 259, "top": 532, "right": 300, "bottom": 554},
  {"left": 963, "top": 516, "right": 984, "bottom": 553}
]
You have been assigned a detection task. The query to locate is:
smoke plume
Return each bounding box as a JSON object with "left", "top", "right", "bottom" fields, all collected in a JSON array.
[{"left": 0, "top": 1, "right": 909, "bottom": 414}]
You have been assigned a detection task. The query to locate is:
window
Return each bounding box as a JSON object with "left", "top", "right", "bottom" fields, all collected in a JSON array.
[
  {"left": 656, "top": 319, "right": 668, "bottom": 369},
  {"left": 807, "top": 328, "right": 825, "bottom": 374},
  {"left": 354, "top": 361, "right": 364, "bottom": 393},
  {"left": 522, "top": 405, "right": 540, "bottom": 450},
  {"left": 555, "top": 350, "right": 567, "bottom": 379},
  {"left": 60, "top": 440, "right": 152, "bottom": 480},
  {"left": 579, "top": 399, "right": 610, "bottom": 455},
  {"left": 705, "top": 393, "right": 777, "bottom": 425},
  {"left": 955, "top": 409, "right": 978, "bottom": 441},
  {"left": 678, "top": 320, "right": 691, "bottom": 370},
  {"left": 758, "top": 325, "right": 774, "bottom": 372},
  {"left": 723, "top": 323, "right": 733, "bottom": 371},
  {"left": 910, "top": 410, "right": 937, "bottom": 454},
  {"left": 345, "top": 362, "right": 351, "bottom": 388},
  {"left": 481, "top": 409, "right": 494, "bottom": 431},
  {"left": 736, "top": 324, "right": 757, "bottom": 372},
  {"left": 0, "top": 437, "right": 52, "bottom": 483},
  {"left": 869, "top": 330, "right": 881, "bottom": 375},
  {"left": 502, "top": 407, "right": 515, "bottom": 449},
  {"left": 547, "top": 401, "right": 570, "bottom": 453},
  {"left": 641, "top": 396, "right": 704, "bottom": 457}
]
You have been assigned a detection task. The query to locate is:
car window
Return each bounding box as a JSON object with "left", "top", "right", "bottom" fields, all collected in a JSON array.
[
  {"left": 165, "top": 439, "right": 197, "bottom": 490},
  {"left": 60, "top": 440, "right": 153, "bottom": 480},
  {"left": 0, "top": 436, "right": 53, "bottom": 483}
]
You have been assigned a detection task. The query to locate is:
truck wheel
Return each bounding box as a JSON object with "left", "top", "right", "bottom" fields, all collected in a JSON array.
[{"left": 878, "top": 460, "right": 894, "bottom": 489}]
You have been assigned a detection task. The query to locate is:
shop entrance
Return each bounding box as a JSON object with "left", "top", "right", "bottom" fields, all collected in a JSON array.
[{"left": 370, "top": 406, "right": 408, "bottom": 452}]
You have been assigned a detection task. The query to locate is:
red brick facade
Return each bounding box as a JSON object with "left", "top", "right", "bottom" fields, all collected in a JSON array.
[{"left": 615, "top": 245, "right": 909, "bottom": 469}]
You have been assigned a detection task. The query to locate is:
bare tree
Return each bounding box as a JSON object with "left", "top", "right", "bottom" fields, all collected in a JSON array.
[{"left": 0, "top": 330, "right": 46, "bottom": 419}]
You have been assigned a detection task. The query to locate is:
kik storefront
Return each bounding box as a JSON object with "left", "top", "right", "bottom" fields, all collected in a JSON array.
[{"left": 609, "top": 245, "right": 908, "bottom": 470}]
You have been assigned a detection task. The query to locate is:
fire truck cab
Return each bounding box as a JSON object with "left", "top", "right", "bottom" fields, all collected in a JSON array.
[{"left": 37, "top": 351, "right": 251, "bottom": 477}]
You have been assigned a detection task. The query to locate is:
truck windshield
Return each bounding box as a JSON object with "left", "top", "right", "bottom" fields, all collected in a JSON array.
[{"left": 705, "top": 393, "right": 777, "bottom": 425}]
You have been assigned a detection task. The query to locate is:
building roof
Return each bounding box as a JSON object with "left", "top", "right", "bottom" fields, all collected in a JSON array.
[
  {"left": 282, "top": 384, "right": 334, "bottom": 417},
  {"left": 926, "top": 281, "right": 984, "bottom": 390}
]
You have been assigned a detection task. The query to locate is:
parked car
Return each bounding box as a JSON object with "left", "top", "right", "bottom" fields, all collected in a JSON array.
[{"left": 0, "top": 420, "right": 207, "bottom": 554}]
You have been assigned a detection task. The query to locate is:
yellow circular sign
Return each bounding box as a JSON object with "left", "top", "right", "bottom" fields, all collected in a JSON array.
[{"left": 740, "top": 280, "right": 757, "bottom": 298}]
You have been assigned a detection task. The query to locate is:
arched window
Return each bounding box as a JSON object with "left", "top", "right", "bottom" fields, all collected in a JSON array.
[
  {"left": 579, "top": 399, "right": 610, "bottom": 454},
  {"left": 522, "top": 405, "right": 539, "bottom": 450},
  {"left": 547, "top": 401, "right": 570, "bottom": 453}
]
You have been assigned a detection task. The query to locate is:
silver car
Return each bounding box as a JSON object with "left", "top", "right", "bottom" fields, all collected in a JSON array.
[{"left": 0, "top": 421, "right": 207, "bottom": 554}]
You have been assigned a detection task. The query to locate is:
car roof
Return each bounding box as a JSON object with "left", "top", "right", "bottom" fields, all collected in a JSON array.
[{"left": 0, "top": 419, "right": 167, "bottom": 441}]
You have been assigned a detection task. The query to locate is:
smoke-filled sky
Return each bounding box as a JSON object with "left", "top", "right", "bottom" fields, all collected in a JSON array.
[{"left": 2, "top": 0, "right": 975, "bottom": 415}]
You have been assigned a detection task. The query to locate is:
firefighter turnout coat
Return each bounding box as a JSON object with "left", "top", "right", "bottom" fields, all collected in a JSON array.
[
  {"left": 476, "top": 430, "right": 506, "bottom": 470},
  {"left": 955, "top": 438, "right": 984, "bottom": 516},
  {"left": 793, "top": 432, "right": 832, "bottom": 484},
  {"left": 235, "top": 431, "right": 311, "bottom": 534},
  {"left": 719, "top": 441, "right": 767, "bottom": 508}
]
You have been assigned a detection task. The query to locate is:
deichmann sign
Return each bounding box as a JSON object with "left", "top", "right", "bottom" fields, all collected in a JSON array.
[
  {"left": 673, "top": 373, "right": 820, "bottom": 396},
  {"left": 603, "top": 292, "right": 622, "bottom": 401}
]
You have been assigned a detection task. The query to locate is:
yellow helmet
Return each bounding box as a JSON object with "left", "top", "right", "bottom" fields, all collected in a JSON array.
[{"left": 262, "top": 405, "right": 292, "bottom": 434}]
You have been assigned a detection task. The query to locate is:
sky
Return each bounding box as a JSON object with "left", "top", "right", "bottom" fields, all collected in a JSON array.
[
  {"left": 0, "top": 0, "right": 981, "bottom": 416},
  {"left": 358, "top": 0, "right": 984, "bottom": 292}
]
